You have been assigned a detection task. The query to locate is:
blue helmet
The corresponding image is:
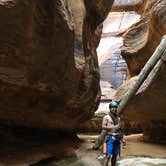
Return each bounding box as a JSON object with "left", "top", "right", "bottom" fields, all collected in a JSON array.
[{"left": 109, "top": 101, "right": 118, "bottom": 108}]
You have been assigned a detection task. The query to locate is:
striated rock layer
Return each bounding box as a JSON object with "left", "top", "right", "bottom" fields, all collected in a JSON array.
[
  {"left": 112, "top": 0, "right": 145, "bottom": 13},
  {"left": 0, "top": 0, "right": 114, "bottom": 131},
  {"left": 122, "top": 0, "right": 166, "bottom": 77}
]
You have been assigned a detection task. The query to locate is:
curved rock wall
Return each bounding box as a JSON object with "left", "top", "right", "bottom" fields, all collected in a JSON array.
[
  {"left": 116, "top": 0, "right": 166, "bottom": 142},
  {"left": 0, "top": 0, "right": 114, "bottom": 130},
  {"left": 122, "top": 53, "right": 166, "bottom": 142},
  {"left": 122, "top": 0, "right": 166, "bottom": 77}
]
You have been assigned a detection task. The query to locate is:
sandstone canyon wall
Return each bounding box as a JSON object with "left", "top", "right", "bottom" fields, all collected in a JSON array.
[
  {"left": 0, "top": 0, "right": 114, "bottom": 131},
  {"left": 114, "top": 0, "right": 166, "bottom": 142}
]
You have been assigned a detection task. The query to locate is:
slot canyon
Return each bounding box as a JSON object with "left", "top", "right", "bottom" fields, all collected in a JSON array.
[{"left": 0, "top": 0, "right": 165, "bottom": 165}]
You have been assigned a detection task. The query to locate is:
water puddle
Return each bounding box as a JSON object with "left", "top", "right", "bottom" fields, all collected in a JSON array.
[
  {"left": 33, "top": 156, "right": 166, "bottom": 166},
  {"left": 118, "top": 157, "right": 166, "bottom": 166}
]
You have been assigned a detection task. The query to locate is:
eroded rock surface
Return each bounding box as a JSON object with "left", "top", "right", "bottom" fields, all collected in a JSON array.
[
  {"left": 0, "top": 0, "right": 114, "bottom": 130},
  {"left": 122, "top": 0, "right": 166, "bottom": 77},
  {"left": 0, "top": 1, "right": 114, "bottom": 164},
  {"left": 116, "top": 0, "right": 166, "bottom": 142},
  {"left": 123, "top": 53, "right": 166, "bottom": 142}
]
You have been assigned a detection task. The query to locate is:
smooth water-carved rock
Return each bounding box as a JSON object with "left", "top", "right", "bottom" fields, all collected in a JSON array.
[
  {"left": 0, "top": 0, "right": 115, "bottom": 164},
  {"left": 122, "top": 53, "right": 166, "bottom": 142},
  {"left": 116, "top": 0, "right": 166, "bottom": 142},
  {"left": 0, "top": 0, "right": 114, "bottom": 130},
  {"left": 122, "top": 0, "right": 166, "bottom": 77}
]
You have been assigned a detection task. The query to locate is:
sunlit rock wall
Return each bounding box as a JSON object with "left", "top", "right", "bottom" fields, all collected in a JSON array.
[
  {"left": 122, "top": 0, "right": 166, "bottom": 77},
  {"left": 79, "top": 9, "right": 141, "bottom": 133},
  {"left": 0, "top": 0, "right": 114, "bottom": 130},
  {"left": 97, "top": 11, "right": 140, "bottom": 90},
  {"left": 112, "top": 0, "right": 145, "bottom": 13}
]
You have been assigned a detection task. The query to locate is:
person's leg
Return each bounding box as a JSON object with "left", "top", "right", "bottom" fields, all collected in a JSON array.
[
  {"left": 111, "top": 142, "right": 120, "bottom": 166},
  {"left": 111, "top": 154, "right": 117, "bottom": 166},
  {"left": 97, "top": 143, "right": 106, "bottom": 160},
  {"left": 104, "top": 155, "right": 111, "bottom": 166},
  {"left": 104, "top": 135, "right": 113, "bottom": 166}
]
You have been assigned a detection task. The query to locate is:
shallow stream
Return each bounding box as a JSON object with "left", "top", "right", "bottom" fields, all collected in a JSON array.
[
  {"left": 118, "top": 157, "right": 166, "bottom": 166},
  {"left": 39, "top": 134, "right": 166, "bottom": 166}
]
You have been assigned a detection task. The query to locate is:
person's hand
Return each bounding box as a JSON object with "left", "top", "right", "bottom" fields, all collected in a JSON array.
[{"left": 122, "top": 140, "right": 126, "bottom": 147}]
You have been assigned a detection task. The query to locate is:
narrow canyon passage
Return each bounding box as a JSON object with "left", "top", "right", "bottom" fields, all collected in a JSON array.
[{"left": 0, "top": 0, "right": 165, "bottom": 166}]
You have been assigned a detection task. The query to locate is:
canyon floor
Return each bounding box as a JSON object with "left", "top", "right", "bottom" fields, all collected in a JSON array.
[{"left": 31, "top": 133, "right": 166, "bottom": 166}]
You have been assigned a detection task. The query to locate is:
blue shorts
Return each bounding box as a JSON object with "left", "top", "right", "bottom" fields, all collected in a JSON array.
[{"left": 106, "top": 135, "right": 120, "bottom": 156}]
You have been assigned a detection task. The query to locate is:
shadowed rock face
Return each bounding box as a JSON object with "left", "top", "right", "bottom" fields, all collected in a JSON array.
[
  {"left": 115, "top": 0, "right": 166, "bottom": 142},
  {"left": 0, "top": 0, "right": 114, "bottom": 130},
  {"left": 127, "top": 57, "right": 166, "bottom": 142},
  {"left": 0, "top": 0, "right": 115, "bottom": 164}
]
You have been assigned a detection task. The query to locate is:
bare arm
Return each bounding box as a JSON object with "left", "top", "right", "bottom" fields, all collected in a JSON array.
[
  {"left": 118, "top": 117, "right": 121, "bottom": 127},
  {"left": 102, "top": 116, "right": 120, "bottom": 131}
]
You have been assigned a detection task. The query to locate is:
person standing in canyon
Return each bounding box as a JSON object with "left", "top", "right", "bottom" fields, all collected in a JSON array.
[{"left": 102, "top": 101, "right": 122, "bottom": 166}]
